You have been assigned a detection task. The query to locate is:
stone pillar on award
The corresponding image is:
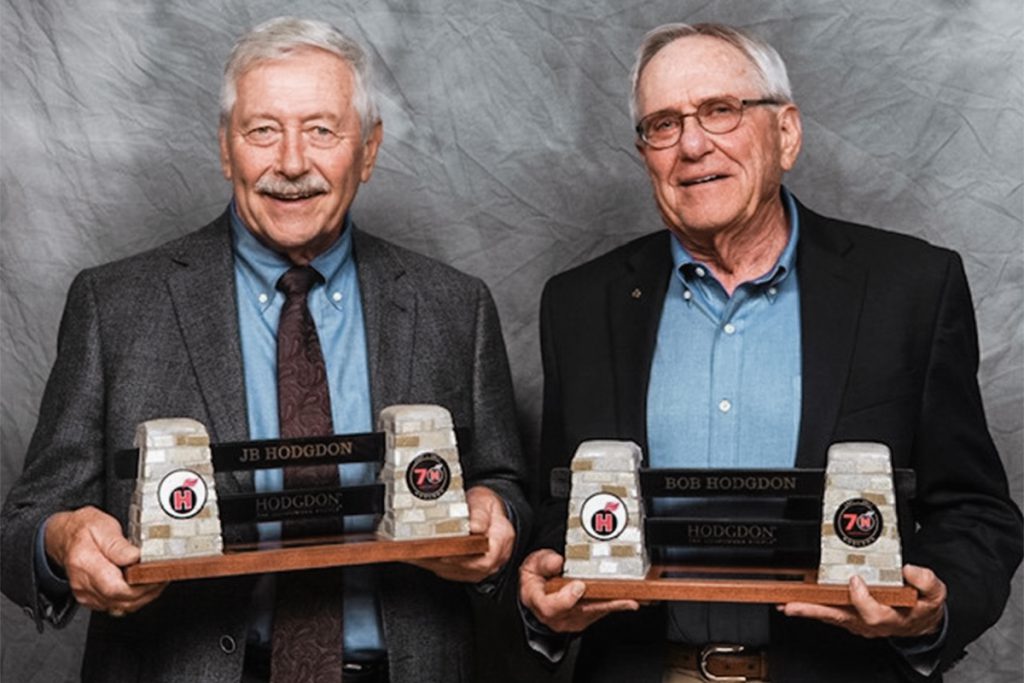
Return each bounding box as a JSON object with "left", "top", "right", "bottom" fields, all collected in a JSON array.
[
  {"left": 376, "top": 404, "right": 470, "bottom": 539},
  {"left": 563, "top": 440, "right": 649, "bottom": 579},
  {"left": 818, "top": 442, "right": 903, "bottom": 586},
  {"left": 128, "top": 418, "right": 223, "bottom": 561}
]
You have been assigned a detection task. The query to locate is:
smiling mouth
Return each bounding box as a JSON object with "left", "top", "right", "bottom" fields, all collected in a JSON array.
[
  {"left": 262, "top": 190, "right": 324, "bottom": 201},
  {"left": 679, "top": 175, "right": 725, "bottom": 187}
]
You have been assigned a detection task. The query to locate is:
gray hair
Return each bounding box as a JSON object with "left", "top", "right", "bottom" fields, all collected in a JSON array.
[
  {"left": 629, "top": 23, "right": 792, "bottom": 124},
  {"left": 220, "top": 16, "right": 380, "bottom": 140}
]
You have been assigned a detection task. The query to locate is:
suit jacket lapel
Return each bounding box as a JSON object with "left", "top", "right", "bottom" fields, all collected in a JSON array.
[
  {"left": 794, "top": 204, "right": 867, "bottom": 468},
  {"left": 352, "top": 227, "right": 416, "bottom": 417},
  {"left": 165, "top": 213, "right": 251, "bottom": 494},
  {"left": 608, "top": 232, "right": 673, "bottom": 463}
]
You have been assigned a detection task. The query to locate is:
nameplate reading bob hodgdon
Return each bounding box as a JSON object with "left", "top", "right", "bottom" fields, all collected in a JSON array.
[
  {"left": 662, "top": 474, "right": 801, "bottom": 493},
  {"left": 128, "top": 404, "right": 470, "bottom": 563},
  {"left": 562, "top": 440, "right": 904, "bottom": 587}
]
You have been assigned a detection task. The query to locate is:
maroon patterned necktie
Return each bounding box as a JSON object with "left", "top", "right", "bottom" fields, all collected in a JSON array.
[{"left": 270, "top": 265, "right": 344, "bottom": 683}]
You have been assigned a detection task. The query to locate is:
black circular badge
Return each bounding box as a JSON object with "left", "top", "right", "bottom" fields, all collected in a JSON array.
[
  {"left": 405, "top": 452, "right": 451, "bottom": 500},
  {"left": 833, "top": 498, "right": 883, "bottom": 548}
]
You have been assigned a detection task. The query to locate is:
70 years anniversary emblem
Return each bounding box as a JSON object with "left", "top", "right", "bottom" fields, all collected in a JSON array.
[
  {"left": 833, "top": 498, "right": 883, "bottom": 548},
  {"left": 406, "top": 452, "right": 451, "bottom": 500}
]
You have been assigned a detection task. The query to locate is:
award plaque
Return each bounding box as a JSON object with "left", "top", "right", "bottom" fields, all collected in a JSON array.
[
  {"left": 123, "top": 405, "right": 485, "bottom": 585},
  {"left": 545, "top": 441, "right": 917, "bottom": 607}
]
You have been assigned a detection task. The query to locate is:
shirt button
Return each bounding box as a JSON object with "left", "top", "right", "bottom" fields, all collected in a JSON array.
[
  {"left": 683, "top": 289, "right": 693, "bottom": 301},
  {"left": 718, "top": 399, "right": 732, "bottom": 413},
  {"left": 258, "top": 293, "right": 268, "bottom": 304},
  {"left": 768, "top": 287, "right": 777, "bottom": 296},
  {"left": 723, "top": 323, "right": 736, "bottom": 335},
  {"left": 332, "top": 292, "right": 342, "bottom": 302},
  {"left": 695, "top": 266, "right": 706, "bottom": 277},
  {"left": 219, "top": 635, "right": 237, "bottom": 654}
]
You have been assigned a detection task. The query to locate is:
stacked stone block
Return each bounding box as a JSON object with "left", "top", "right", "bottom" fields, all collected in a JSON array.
[
  {"left": 563, "top": 440, "right": 649, "bottom": 579},
  {"left": 818, "top": 442, "right": 903, "bottom": 586},
  {"left": 376, "top": 405, "right": 470, "bottom": 539},
  {"left": 128, "top": 419, "right": 223, "bottom": 561}
]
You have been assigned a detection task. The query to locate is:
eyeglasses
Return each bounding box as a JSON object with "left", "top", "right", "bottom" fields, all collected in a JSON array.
[{"left": 635, "top": 97, "right": 784, "bottom": 149}]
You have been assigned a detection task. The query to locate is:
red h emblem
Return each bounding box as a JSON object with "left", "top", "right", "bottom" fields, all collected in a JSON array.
[
  {"left": 172, "top": 487, "right": 195, "bottom": 513},
  {"left": 593, "top": 510, "right": 616, "bottom": 535}
]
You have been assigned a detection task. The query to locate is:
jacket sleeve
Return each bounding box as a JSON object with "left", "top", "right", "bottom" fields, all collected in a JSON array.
[
  {"left": 532, "top": 277, "right": 571, "bottom": 554},
  {"left": 1, "top": 270, "right": 109, "bottom": 630},
  {"left": 903, "top": 252, "right": 1023, "bottom": 670},
  {"left": 462, "top": 279, "right": 532, "bottom": 585}
]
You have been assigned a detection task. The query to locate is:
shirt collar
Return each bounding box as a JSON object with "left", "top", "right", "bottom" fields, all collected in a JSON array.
[
  {"left": 229, "top": 201, "right": 355, "bottom": 312},
  {"left": 669, "top": 185, "right": 800, "bottom": 290}
]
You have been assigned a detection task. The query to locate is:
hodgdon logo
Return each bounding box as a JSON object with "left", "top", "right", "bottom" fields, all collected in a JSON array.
[
  {"left": 833, "top": 498, "right": 884, "bottom": 548},
  {"left": 157, "top": 469, "right": 208, "bottom": 519},
  {"left": 406, "top": 452, "right": 451, "bottom": 500},
  {"left": 580, "top": 492, "right": 628, "bottom": 541}
]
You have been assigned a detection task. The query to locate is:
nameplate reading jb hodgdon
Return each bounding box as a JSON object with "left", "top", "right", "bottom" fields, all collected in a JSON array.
[{"left": 116, "top": 432, "right": 385, "bottom": 479}]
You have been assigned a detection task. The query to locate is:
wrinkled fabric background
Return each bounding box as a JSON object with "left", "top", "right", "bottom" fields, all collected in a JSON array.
[{"left": 1, "top": 1, "right": 1020, "bottom": 681}]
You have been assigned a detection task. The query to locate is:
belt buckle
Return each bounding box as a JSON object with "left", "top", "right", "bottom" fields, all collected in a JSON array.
[{"left": 699, "top": 644, "right": 746, "bottom": 682}]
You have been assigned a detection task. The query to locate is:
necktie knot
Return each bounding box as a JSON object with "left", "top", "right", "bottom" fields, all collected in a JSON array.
[{"left": 276, "top": 266, "right": 324, "bottom": 298}]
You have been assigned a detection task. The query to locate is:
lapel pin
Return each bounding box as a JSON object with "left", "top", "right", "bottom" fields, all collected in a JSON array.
[{"left": 631, "top": 288, "right": 642, "bottom": 299}]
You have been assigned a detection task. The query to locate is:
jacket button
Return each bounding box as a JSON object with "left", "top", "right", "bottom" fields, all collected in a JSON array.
[{"left": 219, "top": 635, "right": 237, "bottom": 654}]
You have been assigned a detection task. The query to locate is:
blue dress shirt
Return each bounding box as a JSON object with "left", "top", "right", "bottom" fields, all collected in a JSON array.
[
  {"left": 647, "top": 189, "right": 802, "bottom": 473},
  {"left": 647, "top": 187, "right": 801, "bottom": 645},
  {"left": 230, "top": 205, "right": 384, "bottom": 658}
]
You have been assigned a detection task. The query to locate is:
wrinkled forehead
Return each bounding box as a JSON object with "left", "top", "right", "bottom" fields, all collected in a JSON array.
[
  {"left": 230, "top": 49, "right": 357, "bottom": 116},
  {"left": 637, "top": 35, "right": 762, "bottom": 115}
]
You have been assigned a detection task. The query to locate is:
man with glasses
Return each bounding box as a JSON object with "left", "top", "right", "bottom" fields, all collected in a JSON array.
[{"left": 519, "top": 22, "right": 1021, "bottom": 683}]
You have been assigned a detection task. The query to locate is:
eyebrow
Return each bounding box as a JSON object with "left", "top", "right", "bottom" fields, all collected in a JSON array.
[{"left": 641, "top": 95, "right": 739, "bottom": 117}]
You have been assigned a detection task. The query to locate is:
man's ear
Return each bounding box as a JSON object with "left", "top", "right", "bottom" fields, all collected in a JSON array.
[
  {"left": 218, "top": 125, "right": 233, "bottom": 181},
  {"left": 359, "top": 120, "right": 384, "bottom": 183},
  {"left": 777, "top": 103, "right": 803, "bottom": 172}
]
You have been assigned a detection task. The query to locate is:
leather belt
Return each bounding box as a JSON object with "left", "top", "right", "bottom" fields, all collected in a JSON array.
[{"left": 666, "top": 643, "right": 770, "bottom": 682}]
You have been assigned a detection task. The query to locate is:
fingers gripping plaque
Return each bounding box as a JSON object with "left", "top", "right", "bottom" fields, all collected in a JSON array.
[
  {"left": 376, "top": 405, "right": 470, "bottom": 539},
  {"left": 128, "top": 419, "right": 223, "bottom": 561},
  {"left": 563, "top": 441, "right": 649, "bottom": 579},
  {"left": 818, "top": 443, "right": 903, "bottom": 586}
]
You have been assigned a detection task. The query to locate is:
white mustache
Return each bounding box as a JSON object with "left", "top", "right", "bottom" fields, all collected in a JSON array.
[{"left": 255, "top": 174, "right": 330, "bottom": 199}]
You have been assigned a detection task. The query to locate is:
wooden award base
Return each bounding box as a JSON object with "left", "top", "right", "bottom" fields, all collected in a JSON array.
[
  {"left": 545, "top": 564, "right": 917, "bottom": 607},
  {"left": 125, "top": 533, "right": 488, "bottom": 585}
]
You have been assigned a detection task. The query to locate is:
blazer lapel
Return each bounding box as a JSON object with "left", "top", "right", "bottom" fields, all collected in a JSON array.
[
  {"left": 608, "top": 232, "right": 673, "bottom": 463},
  {"left": 794, "top": 205, "right": 867, "bottom": 468},
  {"left": 352, "top": 227, "right": 416, "bottom": 417},
  {"left": 165, "top": 214, "right": 251, "bottom": 494}
]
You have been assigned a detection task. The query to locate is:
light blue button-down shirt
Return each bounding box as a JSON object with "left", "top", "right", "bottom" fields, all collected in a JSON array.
[
  {"left": 646, "top": 188, "right": 801, "bottom": 645},
  {"left": 647, "top": 188, "right": 802, "bottom": 473},
  {"left": 231, "top": 205, "right": 384, "bottom": 658}
]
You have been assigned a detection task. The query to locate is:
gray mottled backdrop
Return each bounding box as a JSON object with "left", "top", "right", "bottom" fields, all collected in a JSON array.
[{"left": 2, "top": 1, "right": 1021, "bottom": 681}]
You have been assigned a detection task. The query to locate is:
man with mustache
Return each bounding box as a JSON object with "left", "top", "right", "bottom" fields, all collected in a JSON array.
[
  {"left": 1, "top": 16, "right": 528, "bottom": 683},
  {"left": 519, "top": 22, "right": 1021, "bottom": 683}
]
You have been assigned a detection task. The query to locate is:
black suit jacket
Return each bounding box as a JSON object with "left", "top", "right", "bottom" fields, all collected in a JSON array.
[{"left": 534, "top": 199, "right": 1021, "bottom": 682}]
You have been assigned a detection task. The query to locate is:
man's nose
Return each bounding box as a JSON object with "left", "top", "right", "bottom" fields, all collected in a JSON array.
[
  {"left": 676, "top": 115, "right": 713, "bottom": 160},
  {"left": 276, "top": 130, "right": 310, "bottom": 178}
]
